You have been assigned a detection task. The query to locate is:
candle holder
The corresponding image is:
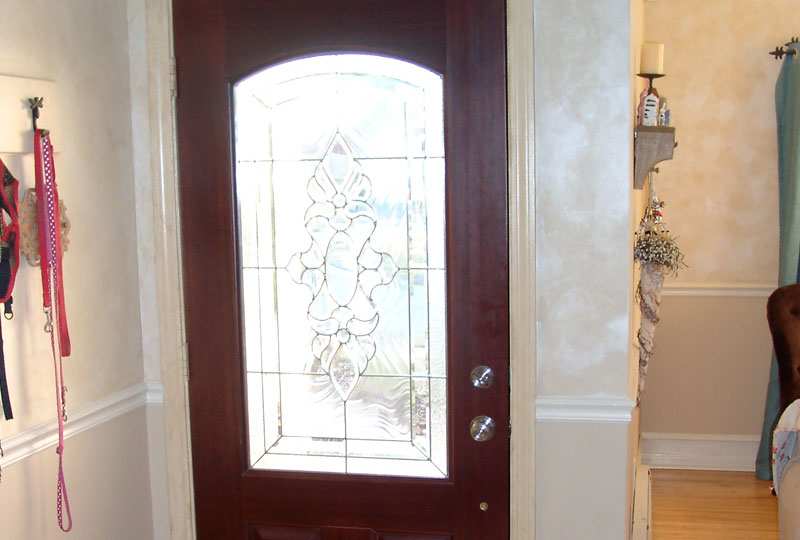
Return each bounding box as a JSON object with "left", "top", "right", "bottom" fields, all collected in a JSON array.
[{"left": 636, "top": 73, "right": 665, "bottom": 92}]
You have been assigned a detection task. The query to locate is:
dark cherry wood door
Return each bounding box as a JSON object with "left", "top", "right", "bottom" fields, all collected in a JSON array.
[{"left": 174, "top": 1, "right": 508, "bottom": 538}]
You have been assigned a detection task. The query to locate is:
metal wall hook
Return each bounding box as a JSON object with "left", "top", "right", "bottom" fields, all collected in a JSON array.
[
  {"left": 28, "top": 97, "right": 43, "bottom": 131},
  {"left": 770, "top": 38, "right": 799, "bottom": 60},
  {"left": 28, "top": 97, "right": 49, "bottom": 135}
]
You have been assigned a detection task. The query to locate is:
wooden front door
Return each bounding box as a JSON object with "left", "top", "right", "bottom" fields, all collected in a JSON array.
[{"left": 174, "top": 2, "right": 508, "bottom": 538}]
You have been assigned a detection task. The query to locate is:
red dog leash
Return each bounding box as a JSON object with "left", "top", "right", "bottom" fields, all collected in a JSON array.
[{"left": 34, "top": 128, "right": 72, "bottom": 532}]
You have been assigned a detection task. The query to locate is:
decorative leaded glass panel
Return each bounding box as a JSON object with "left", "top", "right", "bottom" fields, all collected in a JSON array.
[{"left": 235, "top": 54, "right": 446, "bottom": 478}]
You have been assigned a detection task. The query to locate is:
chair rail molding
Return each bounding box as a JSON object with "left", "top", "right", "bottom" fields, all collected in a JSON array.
[
  {"left": 662, "top": 282, "right": 775, "bottom": 297},
  {"left": 536, "top": 396, "right": 636, "bottom": 423},
  {"left": 0, "top": 381, "right": 162, "bottom": 468}
]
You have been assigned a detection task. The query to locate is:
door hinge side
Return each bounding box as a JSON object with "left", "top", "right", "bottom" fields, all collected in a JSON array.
[
  {"left": 509, "top": 417, "right": 512, "bottom": 437},
  {"left": 170, "top": 57, "right": 178, "bottom": 99}
]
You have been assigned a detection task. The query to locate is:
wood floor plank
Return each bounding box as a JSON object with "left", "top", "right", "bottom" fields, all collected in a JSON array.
[{"left": 651, "top": 469, "right": 779, "bottom": 540}]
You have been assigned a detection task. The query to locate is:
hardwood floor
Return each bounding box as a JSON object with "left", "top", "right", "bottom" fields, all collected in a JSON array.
[{"left": 651, "top": 469, "right": 779, "bottom": 539}]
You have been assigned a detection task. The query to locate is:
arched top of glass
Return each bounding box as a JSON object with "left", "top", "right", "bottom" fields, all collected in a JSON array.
[
  {"left": 234, "top": 54, "right": 444, "bottom": 163},
  {"left": 236, "top": 53, "right": 443, "bottom": 102}
]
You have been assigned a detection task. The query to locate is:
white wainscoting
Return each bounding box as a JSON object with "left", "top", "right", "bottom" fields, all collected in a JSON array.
[
  {"left": 641, "top": 432, "right": 760, "bottom": 471},
  {"left": 1, "top": 381, "right": 163, "bottom": 468}
]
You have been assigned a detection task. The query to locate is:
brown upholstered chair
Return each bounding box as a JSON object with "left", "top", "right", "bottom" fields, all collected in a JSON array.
[
  {"left": 767, "top": 284, "right": 800, "bottom": 413},
  {"left": 768, "top": 285, "right": 800, "bottom": 539}
]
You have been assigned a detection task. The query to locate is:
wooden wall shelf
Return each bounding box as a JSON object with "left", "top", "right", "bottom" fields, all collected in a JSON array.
[{"left": 634, "top": 125, "right": 676, "bottom": 189}]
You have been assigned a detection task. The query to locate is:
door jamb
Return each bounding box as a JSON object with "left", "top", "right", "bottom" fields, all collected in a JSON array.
[{"left": 144, "top": 0, "right": 536, "bottom": 537}]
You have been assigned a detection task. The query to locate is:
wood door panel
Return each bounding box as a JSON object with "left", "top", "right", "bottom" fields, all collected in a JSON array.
[
  {"left": 248, "top": 524, "right": 451, "bottom": 540},
  {"left": 379, "top": 535, "right": 451, "bottom": 540},
  {"left": 175, "top": 1, "right": 508, "bottom": 538},
  {"left": 249, "top": 524, "right": 322, "bottom": 539},
  {"left": 242, "top": 474, "right": 454, "bottom": 532}
]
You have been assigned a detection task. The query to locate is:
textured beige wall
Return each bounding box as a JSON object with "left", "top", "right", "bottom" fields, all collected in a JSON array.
[
  {"left": 640, "top": 0, "right": 792, "bottom": 439},
  {"left": 641, "top": 295, "right": 773, "bottom": 435},
  {"left": 0, "top": 0, "right": 144, "bottom": 436},
  {"left": 535, "top": 0, "right": 633, "bottom": 398},
  {"left": 534, "top": 0, "right": 639, "bottom": 537},
  {"left": 643, "top": 0, "right": 792, "bottom": 285},
  {"left": 0, "top": 408, "right": 154, "bottom": 540}
]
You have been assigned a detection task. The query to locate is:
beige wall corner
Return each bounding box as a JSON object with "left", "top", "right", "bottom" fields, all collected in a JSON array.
[
  {"left": 533, "top": 0, "right": 637, "bottom": 537},
  {"left": 534, "top": 0, "right": 633, "bottom": 398},
  {"left": 0, "top": 0, "right": 145, "bottom": 438},
  {"left": 639, "top": 0, "right": 790, "bottom": 470},
  {"left": 641, "top": 294, "right": 773, "bottom": 439}
]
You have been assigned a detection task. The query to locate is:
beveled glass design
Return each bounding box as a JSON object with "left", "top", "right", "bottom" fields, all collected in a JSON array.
[{"left": 235, "top": 54, "right": 447, "bottom": 478}]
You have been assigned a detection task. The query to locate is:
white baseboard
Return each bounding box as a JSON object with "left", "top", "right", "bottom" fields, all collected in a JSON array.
[
  {"left": 641, "top": 432, "right": 760, "bottom": 471},
  {"left": 1, "top": 380, "right": 163, "bottom": 468}
]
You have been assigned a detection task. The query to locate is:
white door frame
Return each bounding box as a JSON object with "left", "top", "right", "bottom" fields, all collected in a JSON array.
[{"left": 142, "top": 1, "right": 536, "bottom": 537}]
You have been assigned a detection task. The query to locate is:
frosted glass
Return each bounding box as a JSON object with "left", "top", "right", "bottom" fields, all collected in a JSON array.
[
  {"left": 269, "top": 436, "right": 345, "bottom": 457},
  {"left": 236, "top": 54, "right": 447, "bottom": 478},
  {"left": 347, "top": 458, "right": 445, "bottom": 478},
  {"left": 429, "top": 271, "right": 447, "bottom": 378},
  {"left": 410, "top": 270, "right": 430, "bottom": 375},
  {"left": 364, "top": 271, "right": 410, "bottom": 376},
  {"left": 411, "top": 377, "right": 431, "bottom": 457},
  {"left": 279, "top": 374, "right": 345, "bottom": 438},
  {"left": 430, "top": 378, "right": 447, "bottom": 475},
  {"left": 247, "top": 373, "right": 266, "bottom": 465},
  {"left": 345, "top": 376, "right": 411, "bottom": 441}
]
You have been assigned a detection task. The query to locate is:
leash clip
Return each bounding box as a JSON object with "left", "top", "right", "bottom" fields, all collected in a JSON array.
[
  {"left": 43, "top": 306, "right": 52, "bottom": 333},
  {"left": 61, "top": 386, "right": 68, "bottom": 422}
]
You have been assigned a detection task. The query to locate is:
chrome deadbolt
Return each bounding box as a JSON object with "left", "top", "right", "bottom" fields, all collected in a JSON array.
[
  {"left": 470, "top": 415, "right": 496, "bottom": 442},
  {"left": 470, "top": 365, "right": 495, "bottom": 389}
]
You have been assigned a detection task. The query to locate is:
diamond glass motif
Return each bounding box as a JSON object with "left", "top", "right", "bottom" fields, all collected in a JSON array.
[{"left": 235, "top": 54, "right": 447, "bottom": 478}]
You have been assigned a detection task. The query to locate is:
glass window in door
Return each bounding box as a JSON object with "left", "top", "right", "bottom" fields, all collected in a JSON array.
[{"left": 235, "top": 54, "right": 446, "bottom": 478}]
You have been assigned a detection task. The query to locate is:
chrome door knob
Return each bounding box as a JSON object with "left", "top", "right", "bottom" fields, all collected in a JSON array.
[
  {"left": 470, "top": 365, "right": 495, "bottom": 388},
  {"left": 470, "top": 415, "right": 496, "bottom": 442}
]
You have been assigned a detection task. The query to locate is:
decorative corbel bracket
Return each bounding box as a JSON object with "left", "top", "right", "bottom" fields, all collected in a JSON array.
[{"left": 634, "top": 125, "right": 676, "bottom": 189}]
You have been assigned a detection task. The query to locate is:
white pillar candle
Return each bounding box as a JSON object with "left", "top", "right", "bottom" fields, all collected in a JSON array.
[{"left": 640, "top": 41, "right": 664, "bottom": 75}]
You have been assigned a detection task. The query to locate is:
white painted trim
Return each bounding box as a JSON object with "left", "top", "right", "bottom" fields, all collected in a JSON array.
[
  {"left": 641, "top": 432, "right": 759, "bottom": 471},
  {"left": 1, "top": 382, "right": 162, "bottom": 468},
  {"left": 507, "top": 0, "right": 536, "bottom": 537},
  {"left": 145, "top": 0, "right": 197, "bottom": 538},
  {"left": 630, "top": 464, "right": 651, "bottom": 540},
  {"left": 535, "top": 396, "right": 635, "bottom": 423},
  {"left": 662, "top": 282, "right": 775, "bottom": 297},
  {"left": 146, "top": 380, "right": 165, "bottom": 404}
]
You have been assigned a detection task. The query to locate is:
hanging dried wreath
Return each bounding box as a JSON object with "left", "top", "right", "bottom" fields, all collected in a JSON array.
[{"left": 634, "top": 194, "right": 685, "bottom": 400}]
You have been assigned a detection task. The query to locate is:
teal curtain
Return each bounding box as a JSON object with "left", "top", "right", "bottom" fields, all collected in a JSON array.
[{"left": 757, "top": 42, "right": 800, "bottom": 480}]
